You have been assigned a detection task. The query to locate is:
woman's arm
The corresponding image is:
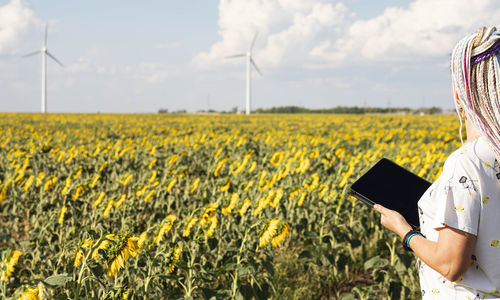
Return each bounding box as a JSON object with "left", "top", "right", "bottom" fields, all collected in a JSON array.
[{"left": 374, "top": 204, "right": 476, "bottom": 282}]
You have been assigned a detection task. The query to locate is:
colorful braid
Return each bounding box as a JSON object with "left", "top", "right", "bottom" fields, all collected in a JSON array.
[{"left": 451, "top": 26, "right": 500, "bottom": 160}]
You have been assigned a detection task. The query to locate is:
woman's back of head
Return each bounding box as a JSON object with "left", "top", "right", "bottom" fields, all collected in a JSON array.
[{"left": 451, "top": 26, "right": 500, "bottom": 159}]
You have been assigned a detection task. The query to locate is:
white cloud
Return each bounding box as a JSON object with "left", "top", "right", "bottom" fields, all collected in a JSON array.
[
  {"left": 192, "top": 0, "right": 349, "bottom": 69},
  {"left": 311, "top": 0, "right": 500, "bottom": 66},
  {"left": 0, "top": 0, "right": 39, "bottom": 55},
  {"left": 197, "top": 0, "right": 500, "bottom": 70}
]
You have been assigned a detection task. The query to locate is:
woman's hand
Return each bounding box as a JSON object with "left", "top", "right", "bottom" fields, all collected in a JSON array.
[{"left": 373, "top": 204, "right": 413, "bottom": 239}]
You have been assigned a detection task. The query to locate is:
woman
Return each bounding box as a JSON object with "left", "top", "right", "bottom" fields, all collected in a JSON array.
[{"left": 374, "top": 27, "right": 500, "bottom": 299}]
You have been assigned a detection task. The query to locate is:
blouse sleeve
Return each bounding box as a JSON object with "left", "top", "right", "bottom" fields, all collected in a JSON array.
[{"left": 430, "top": 154, "right": 481, "bottom": 235}]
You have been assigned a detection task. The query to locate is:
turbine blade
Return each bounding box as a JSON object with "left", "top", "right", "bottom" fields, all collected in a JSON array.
[
  {"left": 225, "top": 54, "right": 245, "bottom": 59},
  {"left": 250, "top": 32, "right": 258, "bottom": 51},
  {"left": 250, "top": 57, "right": 262, "bottom": 75},
  {"left": 22, "top": 50, "right": 40, "bottom": 58},
  {"left": 46, "top": 51, "right": 64, "bottom": 67},
  {"left": 44, "top": 23, "right": 48, "bottom": 47}
]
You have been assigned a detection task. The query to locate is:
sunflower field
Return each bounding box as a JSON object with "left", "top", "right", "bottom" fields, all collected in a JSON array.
[{"left": 0, "top": 113, "right": 461, "bottom": 299}]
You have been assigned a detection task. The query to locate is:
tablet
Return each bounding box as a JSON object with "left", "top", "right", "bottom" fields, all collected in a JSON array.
[{"left": 349, "top": 158, "right": 431, "bottom": 228}]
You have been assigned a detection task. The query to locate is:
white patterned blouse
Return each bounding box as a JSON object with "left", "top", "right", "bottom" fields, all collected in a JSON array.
[{"left": 417, "top": 136, "right": 500, "bottom": 299}]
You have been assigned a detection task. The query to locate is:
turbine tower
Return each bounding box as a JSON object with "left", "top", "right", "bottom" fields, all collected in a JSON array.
[
  {"left": 23, "top": 23, "right": 64, "bottom": 113},
  {"left": 226, "top": 32, "right": 261, "bottom": 115}
]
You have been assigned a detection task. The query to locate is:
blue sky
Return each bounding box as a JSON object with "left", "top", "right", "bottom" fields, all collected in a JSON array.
[{"left": 0, "top": 0, "right": 499, "bottom": 113}]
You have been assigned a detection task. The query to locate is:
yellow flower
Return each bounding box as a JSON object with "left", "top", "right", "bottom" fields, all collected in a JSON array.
[
  {"left": 58, "top": 205, "right": 67, "bottom": 225},
  {"left": 120, "top": 173, "right": 133, "bottom": 186},
  {"left": 259, "top": 219, "right": 280, "bottom": 247},
  {"left": 214, "top": 157, "right": 228, "bottom": 177},
  {"left": 190, "top": 177, "right": 200, "bottom": 194},
  {"left": 183, "top": 217, "right": 198, "bottom": 237},
  {"left": 168, "top": 154, "right": 178, "bottom": 165},
  {"left": 43, "top": 176, "right": 57, "bottom": 191},
  {"left": 244, "top": 180, "right": 254, "bottom": 192},
  {"left": 23, "top": 175, "right": 34, "bottom": 191},
  {"left": 491, "top": 240, "right": 499, "bottom": 247},
  {"left": 106, "top": 235, "right": 140, "bottom": 277},
  {"left": 35, "top": 172, "right": 46, "bottom": 187},
  {"left": 169, "top": 246, "right": 182, "bottom": 272},
  {"left": 248, "top": 161, "right": 257, "bottom": 173},
  {"left": 204, "top": 216, "right": 218, "bottom": 237},
  {"left": 93, "top": 192, "right": 105, "bottom": 207},
  {"left": 148, "top": 159, "right": 157, "bottom": 170},
  {"left": 153, "top": 215, "right": 177, "bottom": 245},
  {"left": 103, "top": 198, "right": 114, "bottom": 218},
  {"left": 91, "top": 234, "right": 116, "bottom": 260},
  {"left": 3, "top": 250, "right": 22, "bottom": 282},
  {"left": 165, "top": 179, "right": 176, "bottom": 192},
  {"left": 72, "top": 185, "right": 86, "bottom": 201},
  {"left": 271, "top": 223, "right": 290, "bottom": 247},
  {"left": 297, "top": 191, "right": 307, "bottom": 207},
  {"left": 115, "top": 194, "right": 126, "bottom": 207},
  {"left": 137, "top": 232, "right": 147, "bottom": 248},
  {"left": 148, "top": 170, "right": 157, "bottom": 183},
  {"left": 136, "top": 185, "right": 148, "bottom": 197},
  {"left": 221, "top": 193, "right": 239, "bottom": 216},
  {"left": 220, "top": 179, "right": 231, "bottom": 192},
  {"left": 18, "top": 286, "right": 42, "bottom": 300},
  {"left": 237, "top": 198, "right": 251, "bottom": 216},
  {"left": 74, "top": 240, "right": 93, "bottom": 267},
  {"left": 269, "top": 189, "right": 283, "bottom": 208},
  {"left": 304, "top": 173, "right": 319, "bottom": 191},
  {"left": 269, "top": 152, "right": 284, "bottom": 167},
  {"left": 200, "top": 203, "right": 218, "bottom": 226},
  {"left": 99, "top": 161, "right": 107, "bottom": 171},
  {"left": 143, "top": 190, "right": 155, "bottom": 202}
]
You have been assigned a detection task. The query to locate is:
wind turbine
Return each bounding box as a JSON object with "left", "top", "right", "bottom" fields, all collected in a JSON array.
[
  {"left": 226, "top": 32, "right": 261, "bottom": 115},
  {"left": 23, "top": 23, "right": 64, "bottom": 113}
]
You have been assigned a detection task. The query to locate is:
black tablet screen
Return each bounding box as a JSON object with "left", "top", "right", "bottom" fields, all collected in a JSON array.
[{"left": 349, "top": 158, "right": 432, "bottom": 228}]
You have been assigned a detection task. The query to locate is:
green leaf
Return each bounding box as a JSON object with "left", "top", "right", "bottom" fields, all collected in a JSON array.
[
  {"left": 339, "top": 293, "right": 356, "bottom": 300},
  {"left": 43, "top": 273, "right": 72, "bottom": 287},
  {"left": 298, "top": 250, "right": 312, "bottom": 259},
  {"left": 364, "top": 256, "right": 388, "bottom": 270}
]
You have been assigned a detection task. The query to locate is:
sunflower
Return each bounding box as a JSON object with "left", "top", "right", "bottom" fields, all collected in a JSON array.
[
  {"left": 89, "top": 174, "right": 100, "bottom": 188},
  {"left": 199, "top": 204, "right": 218, "bottom": 226},
  {"left": 269, "top": 189, "right": 283, "bottom": 208},
  {"left": 219, "top": 179, "right": 231, "bottom": 192},
  {"left": 183, "top": 217, "right": 198, "bottom": 237},
  {"left": 237, "top": 198, "right": 251, "bottom": 216},
  {"left": 259, "top": 219, "right": 280, "bottom": 247},
  {"left": 137, "top": 232, "right": 147, "bottom": 248},
  {"left": 74, "top": 240, "right": 93, "bottom": 267},
  {"left": 190, "top": 177, "right": 200, "bottom": 194},
  {"left": 3, "top": 250, "right": 22, "bottom": 282},
  {"left": 91, "top": 234, "right": 116, "bottom": 260},
  {"left": 93, "top": 192, "right": 105, "bottom": 207},
  {"left": 153, "top": 215, "right": 177, "bottom": 245},
  {"left": 271, "top": 223, "right": 291, "bottom": 247},
  {"left": 169, "top": 246, "right": 182, "bottom": 272},
  {"left": 102, "top": 198, "right": 114, "bottom": 218},
  {"left": 106, "top": 234, "right": 139, "bottom": 277},
  {"left": 297, "top": 191, "right": 307, "bottom": 207},
  {"left": 221, "top": 193, "right": 239, "bottom": 216},
  {"left": 57, "top": 205, "right": 67, "bottom": 225},
  {"left": 214, "top": 157, "right": 228, "bottom": 177},
  {"left": 143, "top": 190, "right": 154, "bottom": 202},
  {"left": 204, "top": 216, "right": 218, "bottom": 237},
  {"left": 18, "top": 284, "right": 43, "bottom": 300}
]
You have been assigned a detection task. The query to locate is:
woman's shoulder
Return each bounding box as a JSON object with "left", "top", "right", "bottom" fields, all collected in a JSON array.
[{"left": 443, "top": 137, "right": 497, "bottom": 181}]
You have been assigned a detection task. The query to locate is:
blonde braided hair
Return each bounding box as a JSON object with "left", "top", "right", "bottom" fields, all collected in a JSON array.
[{"left": 451, "top": 26, "right": 500, "bottom": 159}]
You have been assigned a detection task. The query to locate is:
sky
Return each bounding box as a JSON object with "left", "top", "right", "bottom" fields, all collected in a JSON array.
[{"left": 0, "top": 0, "right": 499, "bottom": 113}]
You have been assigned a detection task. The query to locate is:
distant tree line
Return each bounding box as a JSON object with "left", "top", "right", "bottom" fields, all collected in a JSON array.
[{"left": 159, "top": 105, "right": 443, "bottom": 115}]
